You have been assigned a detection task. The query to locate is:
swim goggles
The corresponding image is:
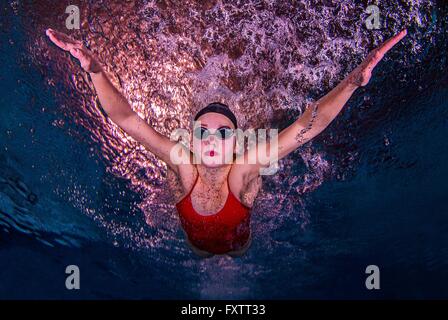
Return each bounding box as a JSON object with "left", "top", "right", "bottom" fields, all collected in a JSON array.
[{"left": 193, "top": 126, "right": 235, "bottom": 140}]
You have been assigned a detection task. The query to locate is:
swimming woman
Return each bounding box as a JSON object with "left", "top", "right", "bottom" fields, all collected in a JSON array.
[{"left": 45, "top": 28, "right": 407, "bottom": 257}]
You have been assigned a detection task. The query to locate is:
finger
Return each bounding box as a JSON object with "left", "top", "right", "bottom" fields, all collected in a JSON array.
[
  {"left": 69, "top": 48, "right": 90, "bottom": 71},
  {"left": 377, "top": 29, "right": 407, "bottom": 55},
  {"left": 70, "top": 47, "right": 90, "bottom": 64},
  {"left": 366, "top": 29, "right": 407, "bottom": 69},
  {"left": 46, "top": 30, "right": 84, "bottom": 53},
  {"left": 366, "top": 49, "right": 384, "bottom": 70},
  {"left": 70, "top": 47, "right": 88, "bottom": 60},
  {"left": 69, "top": 47, "right": 81, "bottom": 59},
  {"left": 47, "top": 29, "right": 73, "bottom": 43},
  {"left": 46, "top": 28, "right": 80, "bottom": 47},
  {"left": 47, "top": 32, "right": 71, "bottom": 50}
]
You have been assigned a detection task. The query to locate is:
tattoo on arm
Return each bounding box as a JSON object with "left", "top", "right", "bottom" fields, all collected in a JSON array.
[{"left": 295, "top": 102, "right": 319, "bottom": 144}]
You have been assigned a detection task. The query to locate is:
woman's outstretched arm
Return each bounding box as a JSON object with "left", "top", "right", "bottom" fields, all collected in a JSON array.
[
  {"left": 236, "top": 29, "right": 407, "bottom": 180},
  {"left": 45, "top": 29, "right": 189, "bottom": 174},
  {"left": 276, "top": 29, "right": 408, "bottom": 157}
]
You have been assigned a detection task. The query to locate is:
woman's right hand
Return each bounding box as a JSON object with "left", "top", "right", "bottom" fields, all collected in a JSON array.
[
  {"left": 46, "top": 28, "right": 102, "bottom": 74},
  {"left": 45, "top": 31, "right": 191, "bottom": 179}
]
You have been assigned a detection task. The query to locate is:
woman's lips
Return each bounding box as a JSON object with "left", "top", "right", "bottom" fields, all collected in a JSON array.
[{"left": 206, "top": 150, "right": 216, "bottom": 157}]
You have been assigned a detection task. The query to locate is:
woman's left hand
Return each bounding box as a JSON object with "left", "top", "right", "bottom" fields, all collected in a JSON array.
[{"left": 347, "top": 29, "right": 407, "bottom": 87}]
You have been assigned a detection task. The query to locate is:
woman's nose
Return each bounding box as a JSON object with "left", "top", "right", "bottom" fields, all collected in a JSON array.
[{"left": 205, "top": 136, "right": 215, "bottom": 144}]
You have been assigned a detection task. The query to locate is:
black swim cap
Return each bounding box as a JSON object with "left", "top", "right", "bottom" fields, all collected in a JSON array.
[{"left": 193, "top": 102, "right": 238, "bottom": 128}]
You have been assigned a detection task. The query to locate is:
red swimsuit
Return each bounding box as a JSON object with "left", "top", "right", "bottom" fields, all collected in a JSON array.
[{"left": 176, "top": 169, "right": 251, "bottom": 254}]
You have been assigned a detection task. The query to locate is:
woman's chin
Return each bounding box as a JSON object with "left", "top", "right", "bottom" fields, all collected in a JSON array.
[
  {"left": 200, "top": 156, "right": 228, "bottom": 167},
  {"left": 201, "top": 160, "right": 223, "bottom": 168}
]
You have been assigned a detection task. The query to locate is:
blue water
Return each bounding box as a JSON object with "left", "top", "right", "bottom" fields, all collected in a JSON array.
[{"left": 1, "top": 1, "right": 447, "bottom": 299}]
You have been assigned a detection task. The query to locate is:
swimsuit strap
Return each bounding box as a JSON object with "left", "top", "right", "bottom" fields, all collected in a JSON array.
[
  {"left": 226, "top": 165, "right": 250, "bottom": 209},
  {"left": 183, "top": 164, "right": 199, "bottom": 201},
  {"left": 191, "top": 164, "right": 199, "bottom": 193}
]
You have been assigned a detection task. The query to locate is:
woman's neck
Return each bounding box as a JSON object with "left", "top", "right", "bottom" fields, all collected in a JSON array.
[{"left": 196, "top": 163, "right": 232, "bottom": 189}]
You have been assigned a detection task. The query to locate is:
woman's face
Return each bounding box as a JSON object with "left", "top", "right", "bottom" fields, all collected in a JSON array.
[{"left": 192, "top": 112, "right": 236, "bottom": 167}]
